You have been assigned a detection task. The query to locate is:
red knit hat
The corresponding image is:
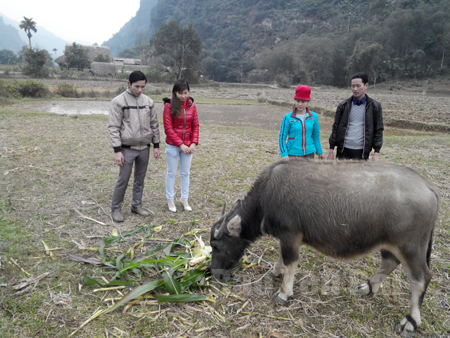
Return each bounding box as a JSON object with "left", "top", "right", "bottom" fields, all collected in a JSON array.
[{"left": 294, "top": 85, "right": 311, "bottom": 101}]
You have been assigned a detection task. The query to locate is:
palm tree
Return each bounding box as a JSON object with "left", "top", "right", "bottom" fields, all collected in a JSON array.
[{"left": 19, "top": 17, "right": 37, "bottom": 49}]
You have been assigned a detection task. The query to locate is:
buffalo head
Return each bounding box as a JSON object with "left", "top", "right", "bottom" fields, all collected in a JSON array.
[{"left": 210, "top": 200, "right": 250, "bottom": 281}]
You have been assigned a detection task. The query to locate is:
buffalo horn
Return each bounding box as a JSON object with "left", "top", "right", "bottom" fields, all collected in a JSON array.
[
  {"left": 214, "top": 217, "right": 227, "bottom": 239},
  {"left": 221, "top": 203, "right": 226, "bottom": 216}
]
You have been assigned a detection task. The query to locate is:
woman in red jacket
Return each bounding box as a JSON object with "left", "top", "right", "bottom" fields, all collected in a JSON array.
[{"left": 163, "top": 80, "right": 199, "bottom": 212}]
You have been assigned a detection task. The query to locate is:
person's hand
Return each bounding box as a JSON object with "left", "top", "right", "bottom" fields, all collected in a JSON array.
[
  {"left": 327, "top": 149, "right": 335, "bottom": 161},
  {"left": 318, "top": 154, "right": 325, "bottom": 160},
  {"left": 115, "top": 152, "right": 124, "bottom": 166},
  {"left": 189, "top": 143, "right": 196, "bottom": 153},
  {"left": 180, "top": 144, "right": 191, "bottom": 154},
  {"left": 372, "top": 152, "right": 380, "bottom": 161},
  {"left": 153, "top": 148, "right": 160, "bottom": 160}
]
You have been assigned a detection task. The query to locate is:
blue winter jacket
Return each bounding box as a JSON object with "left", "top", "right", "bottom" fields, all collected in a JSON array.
[{"left": 279, "top": 108, "right": 323, "bottom": 157}]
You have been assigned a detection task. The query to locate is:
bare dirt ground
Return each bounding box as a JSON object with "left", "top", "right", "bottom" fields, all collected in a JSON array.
[{"left": 0, "top": 79, "right": 449, "bottom": 338}]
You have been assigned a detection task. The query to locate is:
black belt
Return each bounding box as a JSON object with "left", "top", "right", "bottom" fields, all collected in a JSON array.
[{"left": 121, "top": 144, "right": 150, "bottom": 149}]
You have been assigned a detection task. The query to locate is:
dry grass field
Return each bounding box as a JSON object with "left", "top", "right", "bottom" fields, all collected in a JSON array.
[{"left": 0, "top": 80, "right": 449, "bottom": 337}]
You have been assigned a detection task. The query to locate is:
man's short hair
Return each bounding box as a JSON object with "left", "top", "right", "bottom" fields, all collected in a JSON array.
[
  {"left": 351, "top": 72, "right": 369, "bottom": 85},
  {"left": 129, "top": 71, "right": 147, "bottom": 84}
]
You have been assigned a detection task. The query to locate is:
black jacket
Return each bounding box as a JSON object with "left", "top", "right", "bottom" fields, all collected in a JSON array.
[{"left": 329, "top": 95, "right": 383, "bottom": 159}]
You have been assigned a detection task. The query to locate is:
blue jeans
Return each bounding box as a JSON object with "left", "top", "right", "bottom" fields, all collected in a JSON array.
[{"left": 165, "top": 143, "right": 193, "bottom": 201}]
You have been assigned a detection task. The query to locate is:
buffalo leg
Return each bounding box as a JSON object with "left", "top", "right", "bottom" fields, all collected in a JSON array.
[
  {"left": 356, "top": 250, "right": 400, "bottom": 295},
  {"left": 396, "top": 245, "right": 432, "bottom": 337},
  {"left": 273, "top": 235, "right": 302, "bottom": 305},
  {"left": 273, "top": 241, "right": 285, "bottom": 278}
]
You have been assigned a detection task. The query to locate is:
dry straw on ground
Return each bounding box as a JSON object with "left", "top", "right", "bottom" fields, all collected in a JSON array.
[{"left": 0, "top": 84, "right": 449, "bottom": 337}]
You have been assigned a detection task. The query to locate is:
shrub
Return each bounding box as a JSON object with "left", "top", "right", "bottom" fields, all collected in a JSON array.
[
  {"left": 22, "top": 48, "right": 50, "bottom": 78},
  {"left": 58, "top": 70, "right": 75, "bottom": 79},
  {"left": 17, "top": 80, "right": 50, "bottom": 98},
  {"left": 0, "top": 80, "right": 19, "bottom": 105},
  {"left": 79, "top": 89, "right": 98, "bottom": 98},
  {"left": 275, "top": 73, "right": 293, "bottom": 88},
  {"left": 115, "top": 86, "right": 127, "bottom": 96},
  {"left": 145, "top": 68, "right": 164, "bottom": 83},
  {"left": 93, "top": 53, "right": 110, "bottom": 63},
  {"left": 55, "top": 83, "right": 79, "bottom": 98}
]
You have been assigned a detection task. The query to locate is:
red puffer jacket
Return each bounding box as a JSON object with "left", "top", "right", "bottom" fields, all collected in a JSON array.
[{"left": 163, "top": 97, "right": 199, "bottom": 147}]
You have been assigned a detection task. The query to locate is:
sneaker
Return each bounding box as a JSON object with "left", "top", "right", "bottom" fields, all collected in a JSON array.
[
  {"left": 167, "top": 200, "right": 176, "bottom": 213},
  {"left": 131, "top": 206, "right": 150, "bottom": 216},
  {"left": 180, "top": 199, "right": 192, "bottom": 212},
  {"left": 111, "top": 209, "right": 124, "bottom": 222}
]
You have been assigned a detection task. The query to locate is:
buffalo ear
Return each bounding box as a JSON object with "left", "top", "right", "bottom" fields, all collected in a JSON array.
[
  {"left": 227, "top": 215, "right": 242, "bottom": 237},
  {"left": 232, "top": 199, "right": 241, "bottom": 209}
]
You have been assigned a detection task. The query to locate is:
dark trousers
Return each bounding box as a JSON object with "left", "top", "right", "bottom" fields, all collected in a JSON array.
[
  {"left": 337, "top": 147, "right": 365, "bottom": 160},
  {"left": 111, "top": 147, "right": 149, "bottom": 211}
]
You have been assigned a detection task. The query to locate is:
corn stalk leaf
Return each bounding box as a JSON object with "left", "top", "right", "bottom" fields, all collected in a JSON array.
[
  {"left": 82, "top": 275, "right": 138, "bottom": 287},
  {"left": 181, "top": 269, "right": 206, "bottom": 289},
  {"left": 103, "top": 225, "right": 152, "bottom": 245},
  {"left": 120, "top": 258, "right": 157, "bottom": 273},
  {"left": 162, "top": 270, "right": 182, "bottom": 295},
  {"left": 156, "top": 293, "right": 209, "bottom": 303},
  {"left": 41, "top": 240, "right": 55, "bottom": 260},
  {"left": 115, "top": 253, "right": 125, "bottom": 271},
  {"left": 144, "top": 244, "right": 169, "bottom": 257},
  {"left": 104, "top": 279, "right": 164, "bottom": 314}
]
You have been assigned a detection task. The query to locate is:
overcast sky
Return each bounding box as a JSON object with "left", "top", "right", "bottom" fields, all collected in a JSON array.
[{"left": 0, "top": 0, "right": 141, "bottom": 45}]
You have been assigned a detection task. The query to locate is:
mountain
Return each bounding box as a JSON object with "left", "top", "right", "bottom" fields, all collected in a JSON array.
[
  {"left": 102, "top": 0, "right": 158, "bottom": 57},
  {"left": 0, "top": 13, "right": 68, "bottom": 58},
  {"left": 109, "top": 0, "right": 450, "bottom": 85},
  {"left": 0, "top": 16, "right": 23, "bottom": 52}
]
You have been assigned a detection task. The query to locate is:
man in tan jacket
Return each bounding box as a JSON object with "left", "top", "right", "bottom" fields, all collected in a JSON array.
[{"left": 108, "top": 71, "right": 160, "bottom": 222}]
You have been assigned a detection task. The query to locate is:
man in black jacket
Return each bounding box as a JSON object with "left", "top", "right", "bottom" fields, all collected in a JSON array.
[{"left": 327, "top": 72, "right": 383, "bottom": 161}]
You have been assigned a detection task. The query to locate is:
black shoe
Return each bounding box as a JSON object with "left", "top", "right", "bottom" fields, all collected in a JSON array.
[
  {"left": 131, "top": 206, "right": 150, "bottom": 216},
  {"left": 111, "top": 209, "right": 124, "bottom": 222}
]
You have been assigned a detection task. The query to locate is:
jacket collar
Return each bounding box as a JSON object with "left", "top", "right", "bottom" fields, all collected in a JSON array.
[
  {"left": 126, "top": 87, "right": 142, "bottom": 99},
  {"left": 347, "top": 94, "right": 372, "bottom": 106},
  {"left": 291, "top": 107, "right": 312, "bottom": 118},
  {"left": 352, "top": 94, "right": 367, "bottom": 106},
  {"left": 163, "top": 96, "right": 194, "bottom": 107}
]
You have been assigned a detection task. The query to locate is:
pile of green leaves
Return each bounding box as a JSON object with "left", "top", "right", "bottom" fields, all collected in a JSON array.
[{"left": 82, "top": 225, "right": 213, "bottom": 306}]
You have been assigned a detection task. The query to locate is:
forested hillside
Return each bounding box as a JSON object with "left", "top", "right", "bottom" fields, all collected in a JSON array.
[
  {"left": 0, "top": 16, "right": 24, "bottom": 53},
  {"left": 102, "top": 0, "right": 158, "bottom": 57},
  {"left": 107, "top": 0, "right": 450, "bottom": 85}
]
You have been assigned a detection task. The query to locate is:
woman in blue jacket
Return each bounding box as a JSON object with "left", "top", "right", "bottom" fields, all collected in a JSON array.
[{"left": 279, "top": 85, "right": 324, "bottom": 159}]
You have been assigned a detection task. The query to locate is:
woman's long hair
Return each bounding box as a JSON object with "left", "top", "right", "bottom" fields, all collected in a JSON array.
[{"left": 170, "top": 79, "right": 190, "bottom": 118}]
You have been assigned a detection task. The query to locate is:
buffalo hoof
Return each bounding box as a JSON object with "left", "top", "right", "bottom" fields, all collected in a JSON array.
[
  {"left": 394, "top": 323, "right": 415, "bottom": 338},
  {"left": 355, "top": 280, "right": 372, "bottom": 295},
  {"left": 355, "top": 283, "right": 369, "bottom": 295},
  {"left": 272, "top": 292, "right": 292, "bottom": 305},
  {"left": 271, "top": 272, "right": 283, "bottom": 281}
]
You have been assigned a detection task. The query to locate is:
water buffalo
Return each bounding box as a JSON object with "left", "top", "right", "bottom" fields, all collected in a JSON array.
[{"left": 210, "top": 159, "right": 439, "bottom": 337}]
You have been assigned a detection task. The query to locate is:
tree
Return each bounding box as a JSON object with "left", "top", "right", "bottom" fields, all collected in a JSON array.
[
  {"left": 117, "top": 48, "right": 140, "bottom": 59},
  {"left": 0, "top": 49, "right": 18, "bottom": 65},
  {"left": 93, "top": 53, "right": 110, "bottom": 62},
  {"left": 150, "top": 20, "right": 203, "bottom": 80},
  {"left": 345, "top": 39, "right": 383, "bottom": 84},
  {"left": 64, "top": 42, "right": 90, "bottom": 70},
  {"left": 19, "top": 17, "right": 37, "bottom": 49},
  {"left": 23, "top": 48, "right": 50, "bottom": 78}
]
